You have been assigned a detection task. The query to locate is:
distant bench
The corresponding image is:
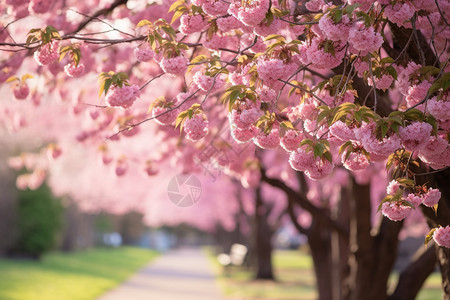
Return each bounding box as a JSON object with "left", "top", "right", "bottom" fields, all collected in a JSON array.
[{"left": 217, "top": 243, "right": 248, "bottom": 273}]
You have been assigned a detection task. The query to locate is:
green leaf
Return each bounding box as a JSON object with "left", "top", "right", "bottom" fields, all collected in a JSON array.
[
  {"left": 168, "top": 0, "right": 185, "bottom": 12},
  {"left": 280, "top": 121, "right": 295, "bottom": 130},
  {"left": 331, "top": 110, "right": 348, "bottom": 124},
  {"left": 171, "top": 9, "right": 185, "bottom": 24},
  {"left": 377, "top": 195, "right": 393, "bottom": 212},
  {"left": 418, "top": 66, "right": 440, "bottom": 76},
  {"left": 339, "top": 141, "right": 353, "bottom": 156},
  {"left": 323, "top": 151, "right": 333, "bottom": 163},
  {"left": 300, "top": 139, "right": 314, "bottom": 147},
  {"left": 426, "top": 115, "right": 438, "bottom": 134},
  {"left": 397, "top": 177, "right": 415, "bottom": 187},
  {"left": 424, "top": 228, "right": 437, "bottom": 247},
  {"left": 380, "top": 57, "right": 394, "bottom": 65},
  {"left": 21, "top": 74, "right": 33, "bottom": 81},
  {"left": 331, "top": 9, "right": 343, "bottom": 23},
  {"left": 344, "top": 3, "right": 359, "bottom": 17},
  {"left": 6, "top": 76, "right": 19, "bottom": 83},
  {"left": 356, "top": 11, "right": 371, "bottom": 27},
  {"left": 264, "top": 34, "right": 285, "bottom": 42},
  {"left": 381, "top": 122, "right": 388, "bottom": 138},
  {"left": 386, "top": 66, "right": 398, "bottom": 80},
  {"left": 103, "top": 79, "right": 112, "bottom": 97},
  {"left": 405, "top": 108, "right": 424, "bottom": 121},
  {"left": 175, "top": 111, "right": 189, "bottom": 131}
]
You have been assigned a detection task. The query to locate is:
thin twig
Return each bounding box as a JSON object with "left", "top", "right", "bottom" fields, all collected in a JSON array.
[
  {"left": 140, "top": 73, "right": 165, "bottom": 91},
  {"left": 107, "top": 89, "right": 202, "bottom": 139}
]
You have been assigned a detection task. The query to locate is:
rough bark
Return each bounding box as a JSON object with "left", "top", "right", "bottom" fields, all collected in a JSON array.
[
  {"left": 389, "top": 244, "right": 437, "bottom": 300},
  {"left": 253, "top": 186, "right": 274, "bottom": 280},
  {"left": 308, "top": 219, "right": 333, "bottom": 300},
  {"left": 418, "top": 167, "right": 450, "bottom": 299},
  {"left": 344, "top": 179, "right": 403, "bottom": 300},
  {"left": 0, "top": 167, "right": 17, "bottom": 256},
  {"left": 261, "top": 169, "right": 349, "bottom": 240}
]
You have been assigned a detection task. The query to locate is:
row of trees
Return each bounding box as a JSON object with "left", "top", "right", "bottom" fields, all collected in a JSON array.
[{"left": 0, "top": 0, "right": 449, "bottom": 299}]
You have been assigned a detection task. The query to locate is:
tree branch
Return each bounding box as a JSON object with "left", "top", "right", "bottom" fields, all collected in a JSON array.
[
  {"left": 69, "top": 0, "right": 129, "bottom": 34},
  {"left": 389, "top": 244, "right": 437, "bottom": 300},
  {"left": 260, "top": 168, "right": 349, "bottom": 240}
]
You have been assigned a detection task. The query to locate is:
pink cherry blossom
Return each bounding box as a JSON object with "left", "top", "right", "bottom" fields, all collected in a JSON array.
[
  {"left": 300, "top": 38, "right": 345, "bottom": 69},
  {"left": 355, "top": 122, "right": 401, "bottom": 158},
  {"left": 289, "top": 148, "right": 315, "bottom": 172},
  {"left": 342, "top": 150, "right": 370, "bottom": 171},
  {"left": 13, "top": 84, "right": 30, "bottom": 100},
  {"left": 280, "top": 130, "right": 303, "bottom": 152},
  {"left": 47, "top": 145, "right": 62, "bottom": 160},
  {"left": 368, "top": 74, "right": 394, "bottom": 91},
  {"left": 64, "top": 63, "right": 85, "bottom": 77},
  {"left": 203, "top": 34, "right": 230, "bottom": 51},
  {"left": 398, "top": 122, "right": 432, "bottom": 151},
  {"left": 105, "top": 84, "right": 140, "bottom": 109},
  {"left": 305, "top": 0, "right": 326, "bottom": 12},
  {"left": 386, "top": 180, "right": 401, "bottom": 195},
  {"left": 179, "top": 14, "right": 208, "bottom": 34},
  {"left": 193, "top": 71, "right": 225, "bottom": 93},
  {"left": 28, "top": 0, "right": 52, "bottom": 14},
  {"left": 254, "top": 18, "right": 282, "bottom": 37},
  {"left": 217, "top": 15, "right": 242, "bottom": 32},
  {"left": 318, "top": 13, "right": 351, "bottom": 42},
  {"left": 34, "top": 41, "right": 60, "bottom": 66},
  {"left": 28, "top": 169, "right": 46, "bottom": 190},
  {"left": 256, "top": 86, "right": 276, "bottom": 103},
  {"left": 254, "top": 128, "right": 280, "bottom": 150},
  {"left": 202, "top": 0, "right": 229, "bottom": 17},
  {"left": 419, "top": 135, "right": 448, "bottom": 157},
  {"left": 422, "top": 188, "right": 441, "bottom": 207},
  {"left": 257, "top": 58, "right": 286, "bottom": 86},
  {"left": 348, "top": 22, "right": 384, "bottom": 55},
  {"left": 405, "top": 193, "right": 423, "bottom": 207},
  {"left": 306, "top": 158, "right": 334, "bottom": 180},
  {"left": 406, "top": 81, "right": 432, "bottom": 107},
  {"left": 115, "top": 161, "right": 128, "bottom": 177},
  {"left": 230, "top": 0, "right": 270, "bottom": 27},
  {"left": 433, "top": 226, "right": 450, "bottom": 248},
  {"left": 428, "top": 98, "right": 450, "bottom": 121},
  {"left": 230, "top": 124, "right": 258, "bottom": 143},
  {"left": 143, "top": 163, "right": 158, "bottom": 176},
  {"left": 159, "top": 55, "right": 188, "bottom": 76},
  {"left": 152, "top": 106, "right": 178, "bottom": 126},
  {"left": 384, "top": 2, "right": 415, "bottom": 26},
  {"left": 329, "top": 121, "right": 356, "bottom": 141},
  {"left": 239, "top": 108, "right": 261, "bottom": 127},
  {"left": 184, "top": 113, "right": 209, "bottom": 141},
  {"left": 382, "top": 201, "right": 412, "bottom": 221},
  {"left": 133, "top": 47, "right": 154, "bottom": 62}
]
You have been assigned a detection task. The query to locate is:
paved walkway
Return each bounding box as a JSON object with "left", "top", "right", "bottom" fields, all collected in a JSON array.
[{"left": 97, "top": 247, "right": 225, "bottom": 300}]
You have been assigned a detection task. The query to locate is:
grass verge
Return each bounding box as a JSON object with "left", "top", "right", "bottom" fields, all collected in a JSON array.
[
  {"left": 0, "top": 246, "right": 159, "bottom": 300},
  {"left": 207, "top": 248, "right": 443, "bottom": 300}
]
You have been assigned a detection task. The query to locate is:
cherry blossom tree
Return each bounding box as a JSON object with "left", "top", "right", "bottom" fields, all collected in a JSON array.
[{"left": 0, "top": 0, "right": 449, "bottom": 299}]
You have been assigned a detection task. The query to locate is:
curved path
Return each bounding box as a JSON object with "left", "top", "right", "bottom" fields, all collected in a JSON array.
[{"left": 97, "top": 247, "right": 225, "bottom": 300}]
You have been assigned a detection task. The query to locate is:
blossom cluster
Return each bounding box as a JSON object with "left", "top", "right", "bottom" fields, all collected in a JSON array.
[{"left": 382, "top": 180, "right": 442, "bottom": 221}]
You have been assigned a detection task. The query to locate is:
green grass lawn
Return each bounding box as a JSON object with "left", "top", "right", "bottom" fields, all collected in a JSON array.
[
  {"left": 0, "top": 247, "right": 159, "bottom": 300},
  {"left": 208, "top": 248, "right": 443, "bottom": 300}
]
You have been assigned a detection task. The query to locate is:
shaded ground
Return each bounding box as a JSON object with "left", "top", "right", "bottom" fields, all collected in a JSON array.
[
  {"left": 98, "top": 247, "right": 224, "bottom": 300},
  {"left": 207, "top": 248, "right": 443, "bottom": 300}
]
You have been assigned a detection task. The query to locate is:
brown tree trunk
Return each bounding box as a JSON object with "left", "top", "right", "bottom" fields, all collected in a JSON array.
[
  {"left": 253, "top": 186, "right": 274, "bottom": 280},
  {"left": 390, "top": 244, "right": 437, "bottom": 300},
  {"left": 308, "top": 219, "right": 333, "bottom": 300},
  {"left": 419, "top": 167, "right": 450, "bottom": 299},
  {"left": 344, "top": 179, "right": 402, "bottom": 300}
]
